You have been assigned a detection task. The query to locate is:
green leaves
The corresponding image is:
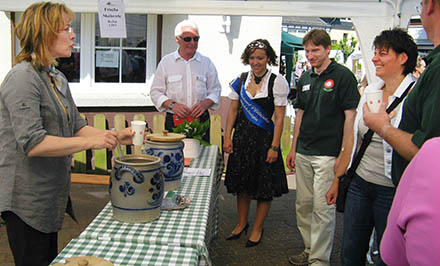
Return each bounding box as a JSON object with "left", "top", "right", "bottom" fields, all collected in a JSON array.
[
  {"left": 331, "top": 35, "right": 358, "bottom": 64},
  {"left": 173, "top": 119, "right": 210, "bottom": 146}
]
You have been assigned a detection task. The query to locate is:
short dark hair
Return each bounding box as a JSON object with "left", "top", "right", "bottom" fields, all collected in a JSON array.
[
  {"left": 302, "top": 29, "right": 331, "bottom": 48},
  {"left": 241, "top": 39, "right": 278, "bottom": 66},
  {"left": 373, "top": 28, "right": 418, "bottom": 75}
]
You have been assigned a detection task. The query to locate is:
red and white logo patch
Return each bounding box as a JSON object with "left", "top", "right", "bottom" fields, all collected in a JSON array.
[{"left": 324, "top": 79, "right": 334, "bottom": 89}]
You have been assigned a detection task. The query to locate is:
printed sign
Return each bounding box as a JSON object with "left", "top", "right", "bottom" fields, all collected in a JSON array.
[
  {"left": 98, "top": 0, "right": 127, "bottom": 38},
  {"left": 96, "top": 50, "right": 119, "bottom": 68}
]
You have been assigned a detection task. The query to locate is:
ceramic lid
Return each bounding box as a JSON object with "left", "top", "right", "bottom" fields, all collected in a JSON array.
[{"left": 146, "top": 130, "right": 185, "bottom": 142}]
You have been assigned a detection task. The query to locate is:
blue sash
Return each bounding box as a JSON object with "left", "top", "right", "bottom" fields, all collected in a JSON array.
[{"left": 230, "top": 75, "right": 274, "bottom": 133}]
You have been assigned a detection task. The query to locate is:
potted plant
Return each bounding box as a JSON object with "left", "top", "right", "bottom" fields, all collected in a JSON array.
[{"left": 173, "top": 119, "right": 210, "bottom": 158}]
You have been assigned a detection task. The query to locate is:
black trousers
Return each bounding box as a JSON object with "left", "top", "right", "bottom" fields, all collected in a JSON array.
[
  {"left": 165, "top": 111, "right": 210, "bottom": 143},
  {"left": 1, "top": 211, "right": 58, "bottom": 266}
]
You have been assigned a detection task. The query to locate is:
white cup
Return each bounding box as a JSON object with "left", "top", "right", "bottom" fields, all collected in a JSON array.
[
  {"left": 365, "top": 90, "right": 383, "bottom": 113},
  {"left": 131, "top": 120, "right": 146, "bottom": 146}
]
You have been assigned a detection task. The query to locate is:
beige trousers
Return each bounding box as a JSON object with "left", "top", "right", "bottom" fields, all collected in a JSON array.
[{"left": 295, "top": 153, "right": 336, "bottom": 266}]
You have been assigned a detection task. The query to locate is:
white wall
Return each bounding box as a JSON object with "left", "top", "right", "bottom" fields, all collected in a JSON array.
[
  {"left": 0, "top": 0, "right": 417, "bottom": 105},
  {"left": 160, "top": 15, "right": 282, "bottom": 97},
  {"left": 0, "top": 12, "right": 11, "bottom": 84},
  {"left": 0, "top": 12, "right": 283, "bottom": 106},
  {"left": 162, "top": 15, "right": 186, "bottom": 55}
]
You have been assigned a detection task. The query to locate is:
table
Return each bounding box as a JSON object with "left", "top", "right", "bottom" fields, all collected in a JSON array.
[
  {"left": 50, "top": 238, "right": 199, "bottom": 266},
  {"left": 62, "top": 145, "right": 223, "bottom": 266}
]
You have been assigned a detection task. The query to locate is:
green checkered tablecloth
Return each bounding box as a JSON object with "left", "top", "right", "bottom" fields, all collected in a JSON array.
[
  {"left": 50, "top": 238, "right": 199, "bottom": 266},
  {"left": 77, "top": 145, "right": 223, "bottom": 266}
]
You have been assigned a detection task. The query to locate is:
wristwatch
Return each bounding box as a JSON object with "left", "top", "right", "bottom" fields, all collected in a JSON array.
[
  {"left": 270, "top": 145, "right": 279, "bottom": 152},
  {"left": 168, "top": 101, "right": 176, "bottom": 110}
]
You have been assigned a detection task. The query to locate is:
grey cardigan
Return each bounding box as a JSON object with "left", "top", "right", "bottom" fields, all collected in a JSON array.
[{"left": 0, "top": 61, "right": 87, "bottom": 233}]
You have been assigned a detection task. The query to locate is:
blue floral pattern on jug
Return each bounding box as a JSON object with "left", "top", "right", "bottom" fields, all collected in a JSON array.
[
  {"left": 114, "top": 165, "right": 145, "bottom": 184},
  {"left": 120, "top": 181, "right": 135, "bottom": 197},
  {"left": 147, "top": 171, "right": 164, "bottom": 207},
  {"left": 144, "top": 145, "right": 184, "bottom": 182},
  {"left": 110, "top": 165, "right": 145, "bottom": 196}
]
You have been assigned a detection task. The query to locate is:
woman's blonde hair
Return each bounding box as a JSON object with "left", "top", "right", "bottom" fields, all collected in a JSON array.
[{"left": 15, "top": 1, "right": 74, "bottom": 67}]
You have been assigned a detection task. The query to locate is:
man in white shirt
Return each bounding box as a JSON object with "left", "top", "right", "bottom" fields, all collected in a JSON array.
[{"left": 150, "top": 20, "right": 222, "bottom": 141}]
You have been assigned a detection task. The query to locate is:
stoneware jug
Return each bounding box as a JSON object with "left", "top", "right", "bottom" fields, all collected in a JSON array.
[
  {"left": 143, "top": 131, "right": 185, "bottom": 191},
  {"left": 109, "top": 154, "right": 163, "bottom": 223}
]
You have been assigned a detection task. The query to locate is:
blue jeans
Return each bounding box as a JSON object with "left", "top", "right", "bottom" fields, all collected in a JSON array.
[{"left": 341, "top": 173, "right": 395, "bottom": 266}]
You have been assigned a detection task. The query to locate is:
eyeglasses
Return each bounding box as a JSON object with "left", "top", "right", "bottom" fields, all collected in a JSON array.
[
  {"left": 416, "top": 1, "right": 423, "bottom": 14},
  {"left": 178, "top": 36, "right": 200, "bottom": 42},
  {"left": 247, "top": 41, "right": 267, "bottom": 49}
]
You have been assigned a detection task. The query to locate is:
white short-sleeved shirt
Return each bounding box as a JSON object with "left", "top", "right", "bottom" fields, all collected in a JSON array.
[{"left": 228, "top": 70, "right": 289, "bottom": 106}]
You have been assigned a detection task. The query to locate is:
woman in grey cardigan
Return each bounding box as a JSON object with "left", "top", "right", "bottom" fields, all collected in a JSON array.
[{"left": 0, "top": 2, "right": 132, "bottom": 266}]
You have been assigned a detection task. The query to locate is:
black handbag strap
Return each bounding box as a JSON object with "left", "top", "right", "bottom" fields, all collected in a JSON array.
[{"left": 347, "top": 81, "right": 415, "bottom": 176}]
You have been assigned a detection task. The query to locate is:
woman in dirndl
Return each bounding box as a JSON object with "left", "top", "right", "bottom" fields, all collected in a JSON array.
[{"left": 224, "top": 39, "right": 289, "bottom": 247}]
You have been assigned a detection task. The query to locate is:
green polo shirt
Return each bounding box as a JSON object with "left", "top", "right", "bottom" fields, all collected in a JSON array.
[
  {"left": 296, "top": 59, "right": 359, "bottom": 156},
  {"left": 392, "top": 45, "right": 440, "bottom": 185}
]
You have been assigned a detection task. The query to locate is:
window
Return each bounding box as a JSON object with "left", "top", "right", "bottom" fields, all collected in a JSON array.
[
  {"left": 58, "top": 13, "right": 157, "bottom": 107},
  {"left": 95, "top": 14, "right": 147, "bottom": 83},
  {"left": 57, "top": 13, "right": 81, "bottom": 82},
  {"left": 15, "top": 12, "right": 151, "bottom": 85}
]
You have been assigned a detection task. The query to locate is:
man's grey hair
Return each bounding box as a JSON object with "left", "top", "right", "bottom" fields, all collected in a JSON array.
[{"left": 174, "top": 20, "right": 199, "bottom": 37}]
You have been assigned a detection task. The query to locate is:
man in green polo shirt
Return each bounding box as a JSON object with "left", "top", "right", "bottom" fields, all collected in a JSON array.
[
  {"left": 286, "top": 29, "right": 359, "bottom": 266},
  {"left": 363, "top": 0, "right": 440, "bottom": 186}
]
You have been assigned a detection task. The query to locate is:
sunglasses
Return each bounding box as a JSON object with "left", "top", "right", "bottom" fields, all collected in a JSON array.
[
  {"left": 248, "top": 41, "right": 267, "bottom": 49},
  {"left": 179, "top": 36, "right": 200, "bottom": 42}
]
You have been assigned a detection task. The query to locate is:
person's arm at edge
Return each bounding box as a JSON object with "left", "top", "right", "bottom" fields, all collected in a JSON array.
[
  {"left": 334, "top": 108, "right": 356, "bottom": 176},
  {"left": 326, "top": 108, "right": 356, "bottom": 205},
  {"left": 223, "top": 99, "right": 239, "bottom": 154},
  {"left": 286, "top": 108, "right": 303, "bottom": 170},
  {"left": 363, "top": 102, "right": 419, "bottom": 161},
  {"left": 27, "top": 126, "right": 133, "bottom": 157},
  {"left": 403, "top": 141, "right": 440, "bottom": 265},
  {"left": 380, "top": 139, "right": 440, "bottom": 265},
  {"left": 76, "top": 125, "right": 133, "bottom": 146},
  {"left": 266, "top": 106, "right": 285, "bottom": 163}
]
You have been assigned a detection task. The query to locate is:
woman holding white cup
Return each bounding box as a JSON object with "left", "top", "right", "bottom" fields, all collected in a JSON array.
[
  {"left": 0, "top": 3, "right": 134, "bottom": 265},
  {"left": 326, "top": 28, "right": 418, "bottom": 266}
]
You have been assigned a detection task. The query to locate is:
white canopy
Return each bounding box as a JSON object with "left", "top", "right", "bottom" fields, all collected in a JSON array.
[{"left": 0, "top": 0, "right": 421, "bottom": 83}]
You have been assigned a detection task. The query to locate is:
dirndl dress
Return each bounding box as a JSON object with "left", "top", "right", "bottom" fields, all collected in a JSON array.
[{"left": 224, "top": 77, "right": 289, "bottom": 201}]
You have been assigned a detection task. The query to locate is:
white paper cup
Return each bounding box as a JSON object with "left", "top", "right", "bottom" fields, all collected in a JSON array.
[
  {"left": 365, "top": 90, "right": 383, "bottom": 113},
  {"left": 131, "top": 120, "right": 146, "bottom": 146}
]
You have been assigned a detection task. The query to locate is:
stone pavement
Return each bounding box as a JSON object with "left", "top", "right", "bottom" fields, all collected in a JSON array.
[
  {"left": 0, "top": 178, "right": 346, "bottom": 266},
  {"left": 209, "top": 176, "right": 344, "bottom": 266}
]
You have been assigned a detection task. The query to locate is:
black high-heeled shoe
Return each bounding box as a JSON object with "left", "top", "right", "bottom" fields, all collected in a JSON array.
[
  {"left": 226, "top": 223, "right": 249, "bottom": 240},
  {"left": 245, "top": 229, "right": 264, "bottom": 248}
]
